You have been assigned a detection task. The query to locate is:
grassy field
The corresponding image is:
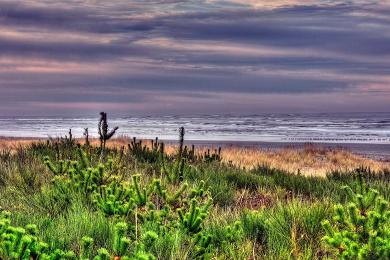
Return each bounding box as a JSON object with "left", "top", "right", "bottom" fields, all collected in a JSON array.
[{"left": 0, "top": 134, "right": 390, "bottom": 259}]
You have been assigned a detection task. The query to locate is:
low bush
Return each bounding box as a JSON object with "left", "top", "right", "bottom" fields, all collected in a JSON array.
[{"left": 322, "top": 182, "right": 390, "bottom": 259}]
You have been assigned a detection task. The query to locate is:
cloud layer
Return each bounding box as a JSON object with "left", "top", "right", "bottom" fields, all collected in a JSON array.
[{"left": 0, "top": 0, "right": 389, "bottom": 115}]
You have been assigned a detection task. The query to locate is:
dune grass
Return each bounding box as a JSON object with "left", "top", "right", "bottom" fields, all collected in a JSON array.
[
  {"left": 1, "top": 137, "right": 389, "bottom": 177},
  {"left": 0, "top": 136, "right": 389, "bottom": 259}
]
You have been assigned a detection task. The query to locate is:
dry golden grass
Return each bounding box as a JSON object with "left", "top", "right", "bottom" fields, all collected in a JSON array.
[
  {"left": 219, "top": 144, "right": 390, "bottom": 177},
  {"left": 0, "top": 137, "right": 46, "bottom": 151},
  {"left": 1, "top": 137, "right": 388, "bottom": 177}
]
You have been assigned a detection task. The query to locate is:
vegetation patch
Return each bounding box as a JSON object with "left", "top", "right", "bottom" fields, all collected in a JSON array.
[{"left": 0, "top": 113, "right": 389, "bottom": 259}]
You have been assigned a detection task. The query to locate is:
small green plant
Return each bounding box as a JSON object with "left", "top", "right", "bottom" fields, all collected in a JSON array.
[
  {"left": 92, "top": 181, "right": 135, "bottom": 217},
  {"left": 44, "top": 156, "right": 70, "bottom": 175},
  {"left": 161, "top": 158, "right": 192, "bottom": 183},
  {"left": 154, "top": 179, "right": 188, "bottom": 205},
  {"left": 223, "top": 221, "right": 244, "bottom": 243},
  {"left": 43, "top": 148, "right": 108, "bottom": 195},
  {"left": 193, "top": 232, "right": 212, "bottom": 259},
  {"left": 133, "top": 231, "right": 158, "bottom": 260},
  {"left": 80, "top": 236, "right": 94, "bottom": 259},
  {"left": 112, "top": 222, "right": 130, "bottom": 258},
  {"left": 322, "top": 183, "right": 390, "bottom": 259},
  {"left": 94, "top": 248, "right": 110, "bottom": 260},
  {"left": 132, "top": 174, "right": 152, "bottom": 207},
  {"left": 128, "top": 137, "right": 164, "bottom": 163},
  {"left": 68, "top": 164, "right": 105, "bottom": 193},
  {"left": 0, "top": 211, "right": 76, "bottom": 259},
  {"left": 189, "top": 180, "right": 206, "bottom": 199},
  {"left": 177, "top": 198, "right": 212, "bottom": 234},
  {"left": 0, "top": 210, "right": 158, "bottom": 259}
]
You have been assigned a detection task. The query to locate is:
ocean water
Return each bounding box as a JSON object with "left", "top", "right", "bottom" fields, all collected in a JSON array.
[{"left": 0, "top": 113, "right": 389, "bottom": 144}]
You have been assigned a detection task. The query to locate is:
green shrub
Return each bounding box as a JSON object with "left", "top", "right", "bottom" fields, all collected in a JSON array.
[
  {"left": 128, "top": 137, "right": 165, "bottom": 164},
  {"left": 178, "top": 198, "right": 213, "bottom": 234},
  {"left": 92, "top": 181, "right": 135, "bottom": 217},
  {"left": 322, "top": 184, "right": 390, "bottom": 259},
  {"left": 161, "top": 158, "right": 193, "bottom": 184}
]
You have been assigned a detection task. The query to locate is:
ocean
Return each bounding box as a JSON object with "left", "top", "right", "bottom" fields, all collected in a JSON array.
[{"left": 0, "top": 113, "right": 389, "bottom": 144}]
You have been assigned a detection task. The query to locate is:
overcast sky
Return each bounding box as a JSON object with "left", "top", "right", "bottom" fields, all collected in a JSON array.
[{"left": 0, "top": 0, "right": 389, "bottom": 116}]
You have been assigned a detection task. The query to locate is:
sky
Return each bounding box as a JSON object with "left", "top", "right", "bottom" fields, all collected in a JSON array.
[{"left": 0, "top": 0, "right": 389, "bottom": 116}]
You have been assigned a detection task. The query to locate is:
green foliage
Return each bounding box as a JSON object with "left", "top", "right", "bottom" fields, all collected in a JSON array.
[
  {"left": 189, "top": 180, "right": 206, "bottom": 199},
  {"left": 226, "top": 170, "right": 273, "bottom": 190},
  {"left": 93, "top": 248, "right": 110, "bottom": 260},
  {"left": 112, "top": 222, "right": 130, "bottom": 257},
  {"left": 322, "top": 184, "right": 390, "bottom": 259},
  {"left": 133, "top": 231, "right": 158, "bottom": 260},
  {"left": 132, "top": 174, "right": 151, "bottom": 206},
  {"left": 77, "top": 145, "right": 90, "bottom": 169},
  {"left": 92, "top": 181, "right": 135, "bottom": 217},
  {"left": 240, "top": 200, "right": 330, "bottom": 258},
  {"left": 128, "top": 137, "right": 164, "bottom": 163},
  {"left": 43, "top": 149, "right": 109, "bottom": 194},
  {"left": 80, "top": 236, "right": 94, "bottom": 259},
  {"left": 328, "top": 166, "right": 390, "bottom": 183},
  {"left": 34, "top": 178, "right": 74, "bottom": 216},
  {"left": 193, "top": 232, "right": 212, "bottom": 259},
  {"left": 178, "top": 198, "right": 212, "bottom": 234},
  {"left": 154, "top": 179, "right": 188, "bottom": 205},
  {"left": 161, "top": 158, "right": 192, "bottom": 183},
  {"left": 44, "top": 156, "right": 70, "bottom": 175},
  {"left": 69, "top": 164, "right": 105, "bottom": 193},
  {"left": 0, "top": 210, "right": 75, "bottom": 259},
  {"left": 0, "top": 210, "right": 157, "bottom": 259}
]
